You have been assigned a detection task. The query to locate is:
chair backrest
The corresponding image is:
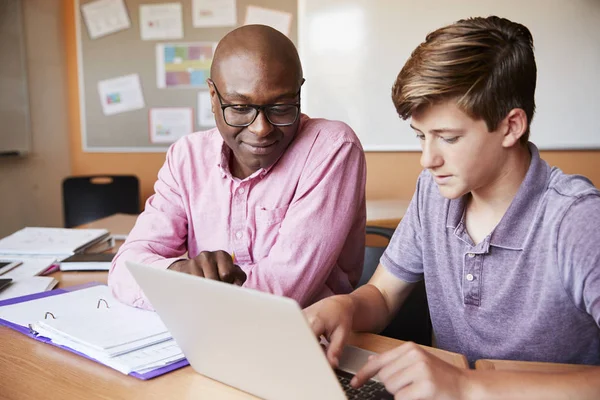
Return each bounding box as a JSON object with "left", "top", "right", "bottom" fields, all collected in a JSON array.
[
  {"left": 62, "top": 175, "right": 140, "bottom": 228},
  {"left": 361, "top": 225, "right": 432, "bottom": 346}
]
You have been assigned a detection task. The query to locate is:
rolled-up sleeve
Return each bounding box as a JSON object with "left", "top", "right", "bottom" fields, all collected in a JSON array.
[{"left": 108, "top": 143, "right": 189, "bottom": 309}]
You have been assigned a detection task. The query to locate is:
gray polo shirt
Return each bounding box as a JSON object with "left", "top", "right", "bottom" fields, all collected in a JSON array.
[{"left": 381, "top": 143, "right": 600, "bottom": 365}]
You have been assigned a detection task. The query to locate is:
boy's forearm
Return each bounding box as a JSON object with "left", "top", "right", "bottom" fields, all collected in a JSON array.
[
  {"left": 348, "top": 284, "right": 393, "bottom": 333},
  {"left": 466, "top": 368, "right": 600, "bottom": 400}
]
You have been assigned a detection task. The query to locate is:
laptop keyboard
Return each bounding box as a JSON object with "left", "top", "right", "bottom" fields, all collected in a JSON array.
[{"left": 335, "top": 370, "right": 394, "bottom": 400}]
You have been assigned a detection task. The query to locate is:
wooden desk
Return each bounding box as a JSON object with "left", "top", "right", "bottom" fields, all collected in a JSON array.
[
  {"left": 475, "top": 359, "right": 599, "bottom": 373},
  {"left": 77, "top": 213, "right": 138, "bottom": 239},
  {"left": 366, "top": 199, "right": 409, "bottom": 229},
  {"left": 0, "top": 272, "right": 467, "bottom": 399}
]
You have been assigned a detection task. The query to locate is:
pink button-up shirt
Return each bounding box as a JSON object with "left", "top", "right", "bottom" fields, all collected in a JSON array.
[{"left": 108, "top": 115, "right": 366, "bottom": 309}]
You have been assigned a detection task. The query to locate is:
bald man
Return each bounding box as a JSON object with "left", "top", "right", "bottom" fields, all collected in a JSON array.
[{"left": 109, "top": 25, "right": 367, "bottom": 309}]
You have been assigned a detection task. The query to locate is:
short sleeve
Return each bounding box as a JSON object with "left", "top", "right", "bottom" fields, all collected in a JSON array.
[
  {"left": 380, "top": 174, "right": 426, "bottom": 283},
  {"left": 557, "top": 194, "right": 600, "bottom": 327}
]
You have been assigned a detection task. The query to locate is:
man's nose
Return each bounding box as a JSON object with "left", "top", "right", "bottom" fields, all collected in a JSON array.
[{"left": 247, "top": 110, "right": 274, "bottom": 138}]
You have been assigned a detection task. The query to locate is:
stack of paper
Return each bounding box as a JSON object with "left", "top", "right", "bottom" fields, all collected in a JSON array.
[
  {"left": 0, "top": 228, "right": 112, "bottom": 299},
  {"left": 0, "top": 227, "right": 110, "bottom": 257},
  {"left": 60, "top": 253, "right": 115, "bottom": 271},
  {"left": 0, "top": 256, "right": 59, "bottom": 300},
  {"left": 0, "top": 276, "right": 58, "bottom": 301},
  {"left": 0, "top": 285, "right": 185, "bottom": 375}
]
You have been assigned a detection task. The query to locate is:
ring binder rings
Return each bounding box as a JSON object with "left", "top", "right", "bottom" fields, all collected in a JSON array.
[
  {"left": 0, "top": 283, "right": 189, "bottom": 379},
  {"left": 97, "top": 298, "right": 109, "bottom": 309}
]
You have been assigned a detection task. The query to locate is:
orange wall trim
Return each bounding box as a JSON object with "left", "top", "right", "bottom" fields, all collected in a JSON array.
[{"left": 64, "top": 0, "right": 600, "bottom": 207}]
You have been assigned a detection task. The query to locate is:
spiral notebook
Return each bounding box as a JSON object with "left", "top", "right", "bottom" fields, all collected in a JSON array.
[{"left": 0, "top": 283, "right": 188, "bottom": 379}]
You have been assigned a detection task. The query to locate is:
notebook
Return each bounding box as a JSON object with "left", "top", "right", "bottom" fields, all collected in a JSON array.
[
  {"left": 0, "top": 284, "right": 188, "bottom": 379},
  {"left": 0, "top": 276, "right": 58, "bottom": 301},
  {"left": 0, "top": 256, "right": 58, "bottom": 279},
  {"left": 60, "top": 253, "right": 115, "bottom": 271},
  {"left": 0, "top": 227, "right": 110, "bottom": 256}
]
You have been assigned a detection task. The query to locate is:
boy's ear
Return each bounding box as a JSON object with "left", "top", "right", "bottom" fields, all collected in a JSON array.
[{"left": 501, "top": 108, "right": 528, "bottom": 147}]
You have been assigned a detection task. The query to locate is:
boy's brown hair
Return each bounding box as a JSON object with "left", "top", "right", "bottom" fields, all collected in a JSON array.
[{"left": 392, "top": 16, "right": 537, "bottom": 143}]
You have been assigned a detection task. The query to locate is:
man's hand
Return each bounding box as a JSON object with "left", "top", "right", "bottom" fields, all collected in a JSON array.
[
  {"left": 351, "top": 342, "right": 470, "bottom": 400},
  {"left": 168, "top": 250, "right": 246, "bottom": 286},
  {"left": 303, "top": 295, "right": 355, "bottom": 368}
]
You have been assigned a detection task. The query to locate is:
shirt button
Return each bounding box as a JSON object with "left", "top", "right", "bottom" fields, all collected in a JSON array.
[
  {"left": 466, "top": 273, "right": 474, "bottom": 281},
  {"left": 467, "top": 253, "right": 475, "bottom": 258},
  {"left": 238, "top": 187, "right": 245, "bottom": 195},
  {"left": 235, "top": 231, "right": 243, "bottom": 239}
]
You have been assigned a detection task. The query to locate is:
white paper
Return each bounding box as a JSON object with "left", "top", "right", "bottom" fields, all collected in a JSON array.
[
  {"left": 149, "top": 108, "right": 194, "bottom": 144},
  {"left": 0, "top": 277, "right": 58, "bottom": 301},
  {"left": 139, "top": 2, "right": 183, "bottom": 41},
  {"left": 0, "top": 227, "right": 109, "bottom": 256},
  {"left": 81, "top": 0, "right": 131, "bottom": 39},
  {"left": 97, "top": 74, "right": 145, "bottom": 116},
  {"left": 1, "top": 256, "right": 57, "bottom": 280},
  {"left": 0, "top": 284, "right": 184, "bottom": 376},
  {"left": 36, "top": 305, "right": 170, "bottom": 354},
  {"left": 0, "top": 286, "right": 119, "bottom": 328},
  {"left": 197, "top": 91, "right": 216, "bottom": 127},
  {"left": 155, "top": 43, "right": 216, "bottom": 89},
  {"left": 193, "top": 0, "right": 237, "bottom": 28},
  {"left": 244, "top": 6, "right": 292, "bottom": 37}
]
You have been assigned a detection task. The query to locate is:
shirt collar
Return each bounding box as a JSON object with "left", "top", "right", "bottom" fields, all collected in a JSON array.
[
  {"left": 217, "top": 143, "right": 268, "bottom": 182},
  {"left": 216, "top": 114, "right": 309, "bottom": 181},
  {"left": 446, "top": 142, "right": 550, "bottom": 250}
]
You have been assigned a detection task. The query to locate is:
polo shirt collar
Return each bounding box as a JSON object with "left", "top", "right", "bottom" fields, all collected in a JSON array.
[{"left": 446, "top": 142, "right": 550, "bottom": 250}]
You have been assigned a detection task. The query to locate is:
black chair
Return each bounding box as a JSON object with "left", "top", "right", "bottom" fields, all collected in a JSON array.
[
  {"left": 62, "top": 175, "right": 140, "bottom": 228},
  {"left": 360, "top": 226, "right": 432, "bottom": 346}
]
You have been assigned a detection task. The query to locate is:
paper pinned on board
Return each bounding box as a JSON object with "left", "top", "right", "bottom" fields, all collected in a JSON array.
[
  {"left": 244, "top": 6, "right": 292, "bottom": 37},
  {"left": 197, "top": 91, "right": 216, "bottom": 128},
  {"left": 156, "top": 43, "right": 216, "bottom": 89},
  {"left": 81, "top": 0, "right": 131, "bottom": 40},
  {"left": 149, "top": 107, "right": 194, "bottom": 144},
  {"left": 192, "top": 0, "right": 237, "bottom": 28},
  {"left": 97, "top": 74, "right": 145, "bottom": 116},
  {"left": 139, "top": 2, "right": 184, "bottom": 41}
]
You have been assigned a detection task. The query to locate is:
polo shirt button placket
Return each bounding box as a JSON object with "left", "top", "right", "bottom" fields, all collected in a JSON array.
[{"left": 464, "top": 251, "right": 480, "bottom": 306}]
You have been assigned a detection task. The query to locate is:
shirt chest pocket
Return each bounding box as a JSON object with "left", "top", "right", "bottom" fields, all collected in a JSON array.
[
  {"left": 252, "top": 205, "right": 289, "bottom": 260},
  {"left": 255, "top": 205, "right": 289, "bottom": 226}
]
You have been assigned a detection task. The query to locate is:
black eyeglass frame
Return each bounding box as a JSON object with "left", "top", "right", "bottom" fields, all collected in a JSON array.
[{"left": 208, "top": 79, "right": 303, "bottom": 128}]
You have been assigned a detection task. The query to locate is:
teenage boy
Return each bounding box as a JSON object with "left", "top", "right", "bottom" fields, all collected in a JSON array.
[{"left": 305, "top": 16, "right": 600, "bottom": 399}]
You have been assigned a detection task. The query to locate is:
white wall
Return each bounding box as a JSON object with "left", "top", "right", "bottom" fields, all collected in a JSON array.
[
  {"left": 0, "top": 0, "right": 71, "bottom": 237},
  {"left": 299, "top": 0, "right": 600, "bottom": 151}
]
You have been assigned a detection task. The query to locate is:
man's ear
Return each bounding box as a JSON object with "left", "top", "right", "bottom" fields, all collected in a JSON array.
[
  {"left": 501, "top": 108, "right": 528, "bottom": 147},
  {"left": 206, "top": 79, "right": 216, "bottom": 114}
]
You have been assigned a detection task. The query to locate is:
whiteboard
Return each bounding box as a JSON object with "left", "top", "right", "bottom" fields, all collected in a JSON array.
[
  {"left": 0, "top": 0, "right": 31, "bottom": 155},
  {"left": 298, "top": 0, "right": 600, "bottom": 151}
]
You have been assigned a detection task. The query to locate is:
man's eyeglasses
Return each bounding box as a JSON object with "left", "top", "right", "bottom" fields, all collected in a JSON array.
[{"left": 208, "top": 79, "right": 301, "bottom": 127}]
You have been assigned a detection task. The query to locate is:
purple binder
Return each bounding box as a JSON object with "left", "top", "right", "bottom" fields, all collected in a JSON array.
[{"left": 0, "top": 283, "right": 189, "bottom": 380}]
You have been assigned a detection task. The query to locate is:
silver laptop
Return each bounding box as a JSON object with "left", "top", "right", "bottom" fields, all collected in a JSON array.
[{"left": 126, "top": 261, "right": 393, "bottom": 400}]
